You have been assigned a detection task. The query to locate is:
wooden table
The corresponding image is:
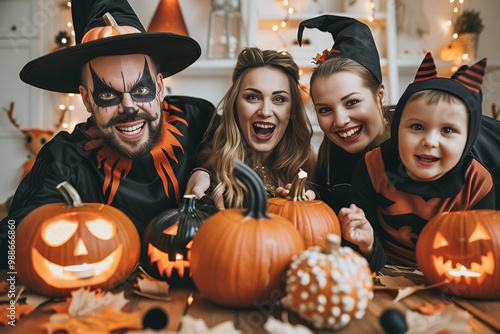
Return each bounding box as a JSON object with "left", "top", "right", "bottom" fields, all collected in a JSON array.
[{"left": 1, "top": 266, "right": 500, "bottom": 333}]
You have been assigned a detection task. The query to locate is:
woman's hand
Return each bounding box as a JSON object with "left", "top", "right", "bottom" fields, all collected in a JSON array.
[
  {"left": 276, "top": 184, "right": 316, "bottom": 200},
  {"left": 184, "top": 169, "right": 211, "bottom": 199},
  {"left": 338, "top": 204, "right": 374, "bottom": 257}
]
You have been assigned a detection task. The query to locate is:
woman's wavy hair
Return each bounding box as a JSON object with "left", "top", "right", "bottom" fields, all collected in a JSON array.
[
  {"left": 310, "top": 56, "right": 394, "bottom": 168},
  {"left": 205, "top": 47, "right": 313, "bottom": 208}
]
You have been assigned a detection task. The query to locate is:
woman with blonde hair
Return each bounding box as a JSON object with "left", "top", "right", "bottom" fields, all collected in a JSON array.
[{"left": 194, "top": 47, "right": 316, "bottom": 209}]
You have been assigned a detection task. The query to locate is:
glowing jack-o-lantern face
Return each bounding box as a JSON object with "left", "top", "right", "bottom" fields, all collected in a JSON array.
[
  {"left": 16, "top": 182, "right": 140, "bottom": 297},
  {"left": 141, "top": 195, "right": 211, "bottom": 286},
  {"left": 416, "top": 210, "right": 500, "bottom": 299}
]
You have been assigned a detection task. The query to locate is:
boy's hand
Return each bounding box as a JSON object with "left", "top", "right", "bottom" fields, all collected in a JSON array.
[
  {"left": 338, "top": 204, "right": 374, "bottom": 256},
  {"left": 184, "top": 169, "right": 210, "bottom": 199}
]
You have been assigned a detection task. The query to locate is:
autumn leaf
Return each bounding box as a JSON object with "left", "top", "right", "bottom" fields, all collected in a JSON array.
[
  {"left": 133, "top": 274, "right": 171, "bottom": 301},
  {"left": 413, "top": 302, "right": 448, "bottom": 315},
  {"left": 0, "top": 303, "right": 33, "bottom": 326},
  {"left": 375, "top": 275, "right": 448, "bottom": 303},
  {"left": 40, "top": 288, "right": 142, "bottom": 334},
  {"left": 406, "top": 304, "right": 472, "bottom": 334},
  {"left": 264, "top": 317, "right": 313, "bottom": 334}
]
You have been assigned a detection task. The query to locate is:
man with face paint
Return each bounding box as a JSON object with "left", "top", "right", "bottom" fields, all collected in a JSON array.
[{"left": 0, "top": 0, "right": 216, "bottom": 268}]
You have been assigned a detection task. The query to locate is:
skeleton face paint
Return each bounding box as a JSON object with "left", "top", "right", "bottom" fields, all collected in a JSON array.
[
  {"left": 90, "top": 58, "right": 157, "bottom": 108},
  {"left": 81, "top": 54, "right": 164, "bottom": 160}
]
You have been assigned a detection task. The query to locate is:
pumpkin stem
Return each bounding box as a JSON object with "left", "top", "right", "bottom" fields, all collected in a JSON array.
[
  {"left": 234, "top": 159, "right": 270, "bottom": 219},
  {"left": 103, "top": 12, "right": 118, "bottom": 27},
  {"left": 287, "top": 169, "right": 309, "bottom": 201},
  {"left": 323, "top": 234, "right": 341, "bottom": 254},
  {"left": 180, "top": 194, "right": 196, "bottom": 213},
  {"left": 56, "top": 181, "right": 84, "bottom": 207}
]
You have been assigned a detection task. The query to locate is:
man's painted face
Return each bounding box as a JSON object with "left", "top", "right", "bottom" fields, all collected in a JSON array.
[{"left": 80, "top": 54, "right": 164, "bottom": 160}]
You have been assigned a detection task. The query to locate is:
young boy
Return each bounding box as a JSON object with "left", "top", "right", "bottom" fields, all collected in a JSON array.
[{"left": 338, "top": 53, "right": 494, "bottom": 266}]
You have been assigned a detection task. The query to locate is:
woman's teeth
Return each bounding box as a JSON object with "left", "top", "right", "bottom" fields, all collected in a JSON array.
[
  {"left": 253, "top": 123, "right": 275, "bottom": 136},
  {"left": 338, "top": 126, "right": 360, "bottom": 138},
  {"left": 117, "top": 122, "right": 144, "bottom": 135}
]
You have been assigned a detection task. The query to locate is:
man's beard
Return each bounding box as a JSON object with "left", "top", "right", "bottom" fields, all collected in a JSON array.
[{"left": 93, "top": 110, "right": 163, "bottom": 160}]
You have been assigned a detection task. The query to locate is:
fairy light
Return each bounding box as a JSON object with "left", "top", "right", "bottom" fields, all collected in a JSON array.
[
  {"left": 59, "top": 104, "right": 66, "bottom": 110},
  {"left": 272, "top": 25, "right": 279, "bottom": 31},
  {"left": 281, "top": 21, "right": 287, "bottom": 28},
  {"left": 453, "top": 33, "right": 458, "bottom": 39},
  {"left": 368, "top": 1, "right": 375, "bottom": 22},
  {"left": 272, "top": 0, "right": 292, "bottom": 33}
]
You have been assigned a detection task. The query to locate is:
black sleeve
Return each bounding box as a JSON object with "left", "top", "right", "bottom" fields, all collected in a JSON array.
[{"left": 348, "top": 158, "right": 387, "bottom": 273}]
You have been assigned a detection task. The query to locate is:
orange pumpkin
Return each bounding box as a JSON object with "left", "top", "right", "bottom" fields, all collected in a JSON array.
[
  {"left": 190, "top": 159, "right": 305, "bottom": 307},
  {"left": 284, "top": 234, "right": 374, "bottom": 330},
  {"left": 416, "top": 210, "right": 500, "bottom": 299},
  {"left": 16, "top": 181, "right": 140, "bottom": 297},
  {"left": 267, "top": 170, "right": 341, "bottom": 248},
  {"left": 81, "top": 12, "right": 141, "bottom": 44}
]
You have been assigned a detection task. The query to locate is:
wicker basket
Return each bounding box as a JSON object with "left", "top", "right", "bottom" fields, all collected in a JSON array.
[{"left": 458, "top": 32, "right": 479, "bottom": 60}]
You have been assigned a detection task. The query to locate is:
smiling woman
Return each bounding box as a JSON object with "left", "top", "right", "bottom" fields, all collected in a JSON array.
[{"left": 199, "top": 47, "right": 316, "bottom": 210}]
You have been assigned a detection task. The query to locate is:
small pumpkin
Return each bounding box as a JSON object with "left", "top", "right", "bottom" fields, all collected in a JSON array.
[
  {"left": 16, "top": 181, "right": 140, "bottom": 297},
  {"left": 190, "top": 159, "right": 305, "bottom": 307},
  {"left": 283, "top": 234, "right": 374, "bottom": 330},
  {"left": 141, "top": 194, "right": 211, "bottom": 286},
  {"left": 81, "top": 12, "right": 141, "bottom": 44},
  {"left": 267, "top": 170, "right": 341, "bottom": 248},
  {"left": 416, "top": 210, "right": 500, "bottom": 299}
]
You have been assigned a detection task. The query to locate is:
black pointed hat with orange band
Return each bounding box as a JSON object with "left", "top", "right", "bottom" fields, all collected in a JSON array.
[
  {"left": 20, "top": 0, "right": 200, "bottom": 94},
  {"left": 297, "top": 14, "right": 382, "bottom": 83},
  {"left": 392, "top": 52, "right": 487, "bottom": 158}
]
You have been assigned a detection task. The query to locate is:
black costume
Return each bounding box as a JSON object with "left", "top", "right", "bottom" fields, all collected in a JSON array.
[
  {"left": 0, "top": 96, "right": 214, "bottom": 268},
  {"left": 299, "top": 15, "right": 387, "bottom": 272},
  {"left": 350, "top": 54, "right": 494, "bottom": 266},
  {"left": 0, "top": 0, "right": 216, "bottom": 268}
]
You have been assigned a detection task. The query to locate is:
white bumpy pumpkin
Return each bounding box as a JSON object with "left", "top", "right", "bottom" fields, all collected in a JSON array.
[{"left": 283, "top": 234, "right": 374, "bottom": 330}]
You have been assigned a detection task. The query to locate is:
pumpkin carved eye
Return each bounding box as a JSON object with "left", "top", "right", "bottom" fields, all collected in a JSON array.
[
  {"left": 468, "top": 222, "right": 491, "bottom": 243},
  {"left": 163, "top": 224, "right": 178, "bottom": 236},
  {"left": 42, "top": 221, "right": 78, "bottom": 246},
  {"left": 433, "top": 231, "right": 449, "bottom": 249},
  {"left": 86, "top": 219, "right": 116, "bottom": 240}
]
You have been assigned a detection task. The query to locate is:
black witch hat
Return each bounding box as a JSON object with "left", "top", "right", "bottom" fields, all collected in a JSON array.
[
  {"left": 297, "top": 14, "right": 382, "bottom": 83},
  {"left": 20, "top": 0, "right": 201, "bottom": 93}
]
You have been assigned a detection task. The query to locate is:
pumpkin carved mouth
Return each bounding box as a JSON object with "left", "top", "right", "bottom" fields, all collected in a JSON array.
[
  {"left": 148, "top": 243, "right": 191, "bottom": 278},
  {"left": 32, "top": 245, "right": 123, "bottom": 288},
  {"left": 432, "top": 250, "right": 495, "bottom": 285}
]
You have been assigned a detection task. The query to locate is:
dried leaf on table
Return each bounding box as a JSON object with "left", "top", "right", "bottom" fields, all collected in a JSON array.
[
  {"left": 383, "top": 265, "right": 423, "bottom": 276},
  {"left": 375, "top": 275, "right": 448, "bottom": 303},
  {"left": 40, "top": 288, "right": 142, "bottom": 334},
  {"left": 133, "top": 274, "right": 170, "bottom": 300},
  {"left": 406, "top": 304, "right": 473, "bottom": 334},
  {"left": 264, "top": 317, "right": 313, "bottom": 334},
  {"left": 413, "top": 302, "right": 448, "bottom": 315},
  {"left": 24, "top": 292, "right": 50, "bottom": 310},
  {"left": 0, "top": 281, "right": 8, "bottom": 294},
  {"left": 167, "top": 315, "right": 241, "bottom": 334},
  {"left": 0, "top": 302, "right": 33, "bottom": 325}
]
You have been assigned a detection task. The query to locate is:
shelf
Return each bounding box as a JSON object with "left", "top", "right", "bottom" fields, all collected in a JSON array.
[
  {"left": 396, "top": 57, "right": 500, "bottom": 75},
  {"left": 177, "top": 59, "right": 237, "bottom": 76},
  {"left": 256, "top": 12, "right": 387, "bottom": 22}
]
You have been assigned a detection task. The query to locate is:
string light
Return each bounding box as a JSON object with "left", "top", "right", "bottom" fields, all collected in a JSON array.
[
  {"left": 368, "top": 1, "right": 375, "bottom": 23},
  {"left": 272, "top": 0, "right": 294, "bottom": 33}
]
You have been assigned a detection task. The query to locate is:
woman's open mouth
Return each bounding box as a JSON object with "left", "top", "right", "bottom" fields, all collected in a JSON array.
[
  {"left": 253, "top": 122, "right": 276, "bottom": 140},
  {"left": 336, "top": 126, "right": 361, "bottom": 142}
]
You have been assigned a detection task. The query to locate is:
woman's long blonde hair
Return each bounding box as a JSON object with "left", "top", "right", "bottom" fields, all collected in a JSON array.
[{"left": 205, "top": 47, "right": 313, "bottom": 208}]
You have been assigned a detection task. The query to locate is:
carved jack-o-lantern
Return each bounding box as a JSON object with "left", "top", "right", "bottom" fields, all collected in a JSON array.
[
  {"left": 416, "top": 210, "right": 500, "bottom": 299},
  {"left": 16, "top": 182, "right": 141, "bottom": 297},
  {"left": 141, "top": 195, "right": 211, "bottom": 286}
]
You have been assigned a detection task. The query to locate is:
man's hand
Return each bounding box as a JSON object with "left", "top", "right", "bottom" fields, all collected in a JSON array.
[{"left": 276, "top": 183, "right": 316, "bottom": 200}]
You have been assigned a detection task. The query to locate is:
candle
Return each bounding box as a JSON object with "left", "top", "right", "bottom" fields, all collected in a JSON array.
[{"left": 63, "top": 263, "right": 95, "bottom": 278}]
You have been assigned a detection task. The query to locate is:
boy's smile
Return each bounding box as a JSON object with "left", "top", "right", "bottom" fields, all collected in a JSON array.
[{"left": 398, "top": 97, "right": 469, "bottom": 182}]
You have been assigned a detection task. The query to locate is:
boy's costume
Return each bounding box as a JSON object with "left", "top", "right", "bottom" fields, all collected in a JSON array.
[
  {"left": 0, "top": 0, "right": 215, "bottom": 268},
  {"left": 352, "top": 53, "right": 494, "bottom": 266}
]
